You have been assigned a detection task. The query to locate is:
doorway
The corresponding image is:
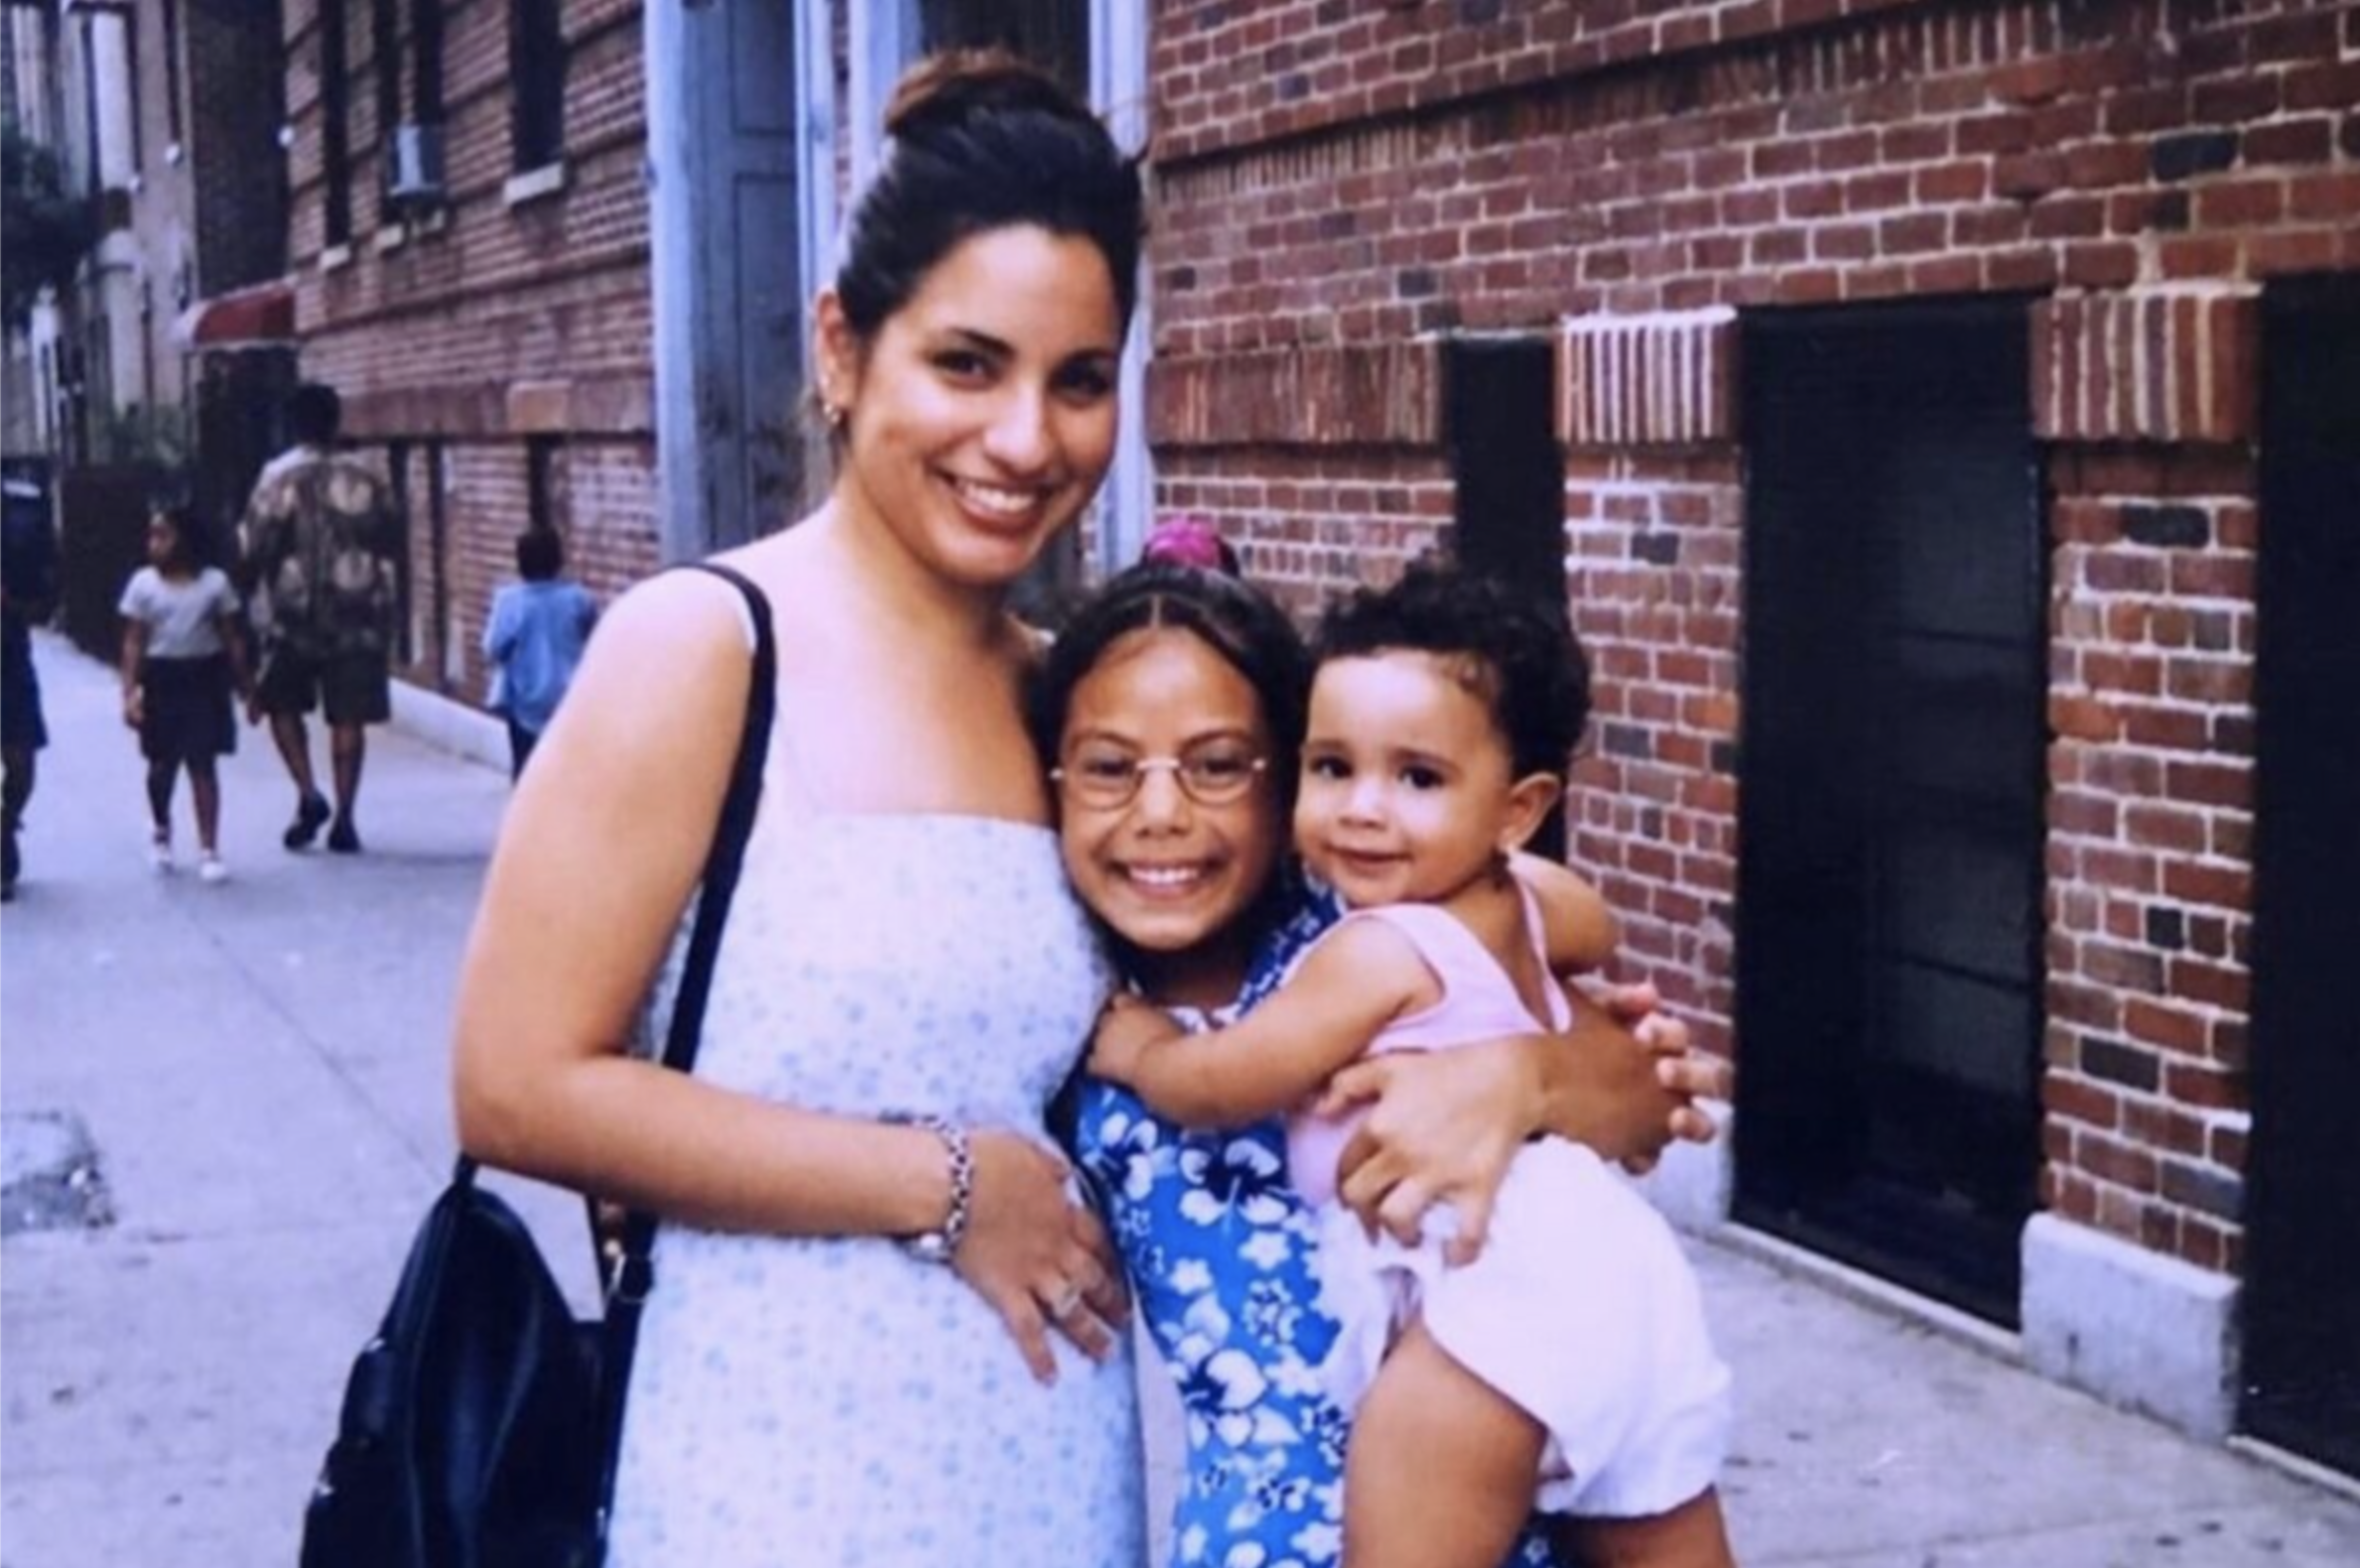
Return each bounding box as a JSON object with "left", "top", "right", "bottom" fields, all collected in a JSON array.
[
  {"left": 2242, "top": 275, "right": 2360, "bottom": 1478},
  {"left": 1447, "top": 335, "right": 1568, "bottom": 860},
  {"left": 1735, "top": 299, "right": 2047, "bottom": 1324},
  {"left": 648, "top": 0, "right": 803, "bottom": 559}
]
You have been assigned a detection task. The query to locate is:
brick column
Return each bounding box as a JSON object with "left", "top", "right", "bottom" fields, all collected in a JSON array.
[
  {"left": 2023, "top": 286, "right": 2260, "bottom": 1441},
  {"left": 1559, "top": 308, "right": 1744, "bottom": 1233}
]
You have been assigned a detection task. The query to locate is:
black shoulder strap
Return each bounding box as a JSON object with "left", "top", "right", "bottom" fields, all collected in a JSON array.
[
  {"left": 603, "top": 559, "right": 775, "bottom": 1286},
  {"left": 652, "top": 561, "right": 777, "bottom": 1077},
  {"left": 594, "top": 561, "right": 776, "bottom": 1538}
]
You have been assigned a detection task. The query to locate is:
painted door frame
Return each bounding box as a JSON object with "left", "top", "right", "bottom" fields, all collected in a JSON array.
[{"left": 648, "top": 0, "right": 806, "bottom": 562}]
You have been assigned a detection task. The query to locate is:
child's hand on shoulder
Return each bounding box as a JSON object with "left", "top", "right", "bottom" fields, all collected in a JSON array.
[{"left": 1087, "top": 992, "right": 1182, "bottom": 1086}]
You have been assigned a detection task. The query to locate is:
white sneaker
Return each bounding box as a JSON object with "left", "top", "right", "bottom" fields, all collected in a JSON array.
[
  {"left": 149, "top": 832, "right": 175, "bottom": 873},
  {"left": 197, "top": 853, "right": 228, "bottom": 884}
]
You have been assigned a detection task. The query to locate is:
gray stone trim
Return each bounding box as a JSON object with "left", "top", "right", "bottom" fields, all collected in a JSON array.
[
  {"left": 2022, "top": 1212, "right": 2241, "bottom": 1441},
  {"left": 388, "top": 680, "right": 506, "bottom": 773}
]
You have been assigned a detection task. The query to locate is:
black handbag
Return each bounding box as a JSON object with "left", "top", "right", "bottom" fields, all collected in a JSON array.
[{"left": 300, "top": 565, "right": 777, "bottom": 1568}]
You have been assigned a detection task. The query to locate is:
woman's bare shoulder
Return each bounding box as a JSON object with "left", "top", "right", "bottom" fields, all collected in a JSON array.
[{"left": 556, "top": 569, "right": 762, "bottom": 774}]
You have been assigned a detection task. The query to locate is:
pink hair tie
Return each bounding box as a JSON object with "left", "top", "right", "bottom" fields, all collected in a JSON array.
[{"left": 1141, "top": 516, "right": 1234, "bottom": 572}]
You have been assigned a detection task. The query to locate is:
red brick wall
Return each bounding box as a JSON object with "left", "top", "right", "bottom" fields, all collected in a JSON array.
[
  {"left": 1155, "top": 447, "right": 1456, "bottom": 619},
  {"left": 2042, "top": 442, "right": 2259, "bottom": 1272},
  {"left": 283, "top": 0, "right": 653, "bottom": 698},
  {"left": 1152, "top": 1, "right": 2355, "bottom": 349},
  {"left": 1145, "top": 0, "right": 2358, "bottom": 1271},
  {"left": 1563, "top": 449, "right": 1745, "bottom": 1057}
]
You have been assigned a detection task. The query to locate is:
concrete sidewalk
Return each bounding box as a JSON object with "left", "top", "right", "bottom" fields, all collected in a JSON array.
[{"left": 4, "top": 628, "right": 2356, "bottom": 1565}]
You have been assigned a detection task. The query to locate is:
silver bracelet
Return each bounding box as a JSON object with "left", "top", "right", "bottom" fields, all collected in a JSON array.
[{"left": 884, "top": 1112, "right": 973, "bottom": 1265}]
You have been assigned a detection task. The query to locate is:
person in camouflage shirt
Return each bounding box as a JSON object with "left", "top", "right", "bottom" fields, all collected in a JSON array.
[{"left": 241, "top": 383, "right": 402, "bottom": 854}]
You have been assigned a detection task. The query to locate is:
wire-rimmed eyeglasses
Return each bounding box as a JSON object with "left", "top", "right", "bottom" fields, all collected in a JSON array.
[{"left": 1050, "top": 740, "right": 1270, "bottom": 809}]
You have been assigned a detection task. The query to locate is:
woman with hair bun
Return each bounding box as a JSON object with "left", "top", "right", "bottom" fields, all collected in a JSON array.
[{"left": 453, "top": 52, "right": 1150, "bottom": 1564}]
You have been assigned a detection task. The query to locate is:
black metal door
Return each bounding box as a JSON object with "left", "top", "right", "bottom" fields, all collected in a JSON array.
[
  {"left": 1735, "top": 300, "right": 2046, "bottom": 1324},
  {"left": 1448, "top": 336, "right": 1568, "bottom": 860},
  {"left": 2243, "top": 276, "right": 2360, "bottom": 1477}
]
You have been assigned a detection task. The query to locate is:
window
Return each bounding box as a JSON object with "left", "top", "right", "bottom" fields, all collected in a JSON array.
[
  {"left": 123, "top": 6, "right": 143, "bottom": 171},
  {"left": 321, "top": 0, "right": 353, "bottom": 246},
  {"left": 526, "top": 436, "right": 566, "bottom": 536},
  {"left": 386, "top": 441, "right": 414, "bottom": 664},
  {"left": 413, "top": 0, "right": 445, "bottom": 125},
  {"left": 78, "top": 13, "right": 100, "bottom": 196},
  {"left": 509, "top": 0, "right": 564, "bottom": 172},
  {"left": 372, "top": 0, "right": 399, "bottom": 144},
  {"left": 138, "top": 278, "right": 155, "bottom": 406},
  {"left": 161, "top": 0, "right": 184, "bottom": 149},
  {"left": 81, "top": 314, "right": 110, "bottom": 432}
]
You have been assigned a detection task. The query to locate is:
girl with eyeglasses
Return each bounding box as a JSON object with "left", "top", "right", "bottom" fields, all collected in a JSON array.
[{"left": 1032, "top": 558, "right": 1727, "bottom": 1567}]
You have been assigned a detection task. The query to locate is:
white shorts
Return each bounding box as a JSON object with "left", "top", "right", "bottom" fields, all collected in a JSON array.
[{"left": 1315, "top": 1137, "right": 1732, "bottom": 1518}]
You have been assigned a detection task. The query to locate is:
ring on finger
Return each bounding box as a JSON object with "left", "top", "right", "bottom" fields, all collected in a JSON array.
[{"left": 1046, "top": 1282, "right": 1084, "bottom": 1320}]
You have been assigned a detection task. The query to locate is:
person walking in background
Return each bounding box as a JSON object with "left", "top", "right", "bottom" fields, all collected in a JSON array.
[
  {"left": 241, "top": 382, "right": 402, "bottom": 854},
  {"left": 118, "top": 507, "right": 253, "bottom": 884},
  {"left": 481, "top": 528, "right": 597, "bottom": 779},
  {"left": 2, "top": 471, "right": 59, "bottom": 901}
]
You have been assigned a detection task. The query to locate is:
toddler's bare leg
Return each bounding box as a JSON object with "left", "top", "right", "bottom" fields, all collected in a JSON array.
[
  {"left": 1345, "top": 1322, "right": 1544, "bottom": 1568},
  {"left": 1557, "top": 1489, "right": 1735, "bottom": 1568}
]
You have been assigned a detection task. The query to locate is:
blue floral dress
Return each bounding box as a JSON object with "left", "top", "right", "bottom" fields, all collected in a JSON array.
[{"left": 1074, "top": 874, "right": 1566, "bottom": 1568}]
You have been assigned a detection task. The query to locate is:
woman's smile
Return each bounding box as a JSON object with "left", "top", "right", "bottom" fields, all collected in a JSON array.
[
  {"left": 946, "top": 473, "right": 1049, "bottom": 520},
  {"left": 941, "top": 470, "right": 1061, "bottom": 535}
]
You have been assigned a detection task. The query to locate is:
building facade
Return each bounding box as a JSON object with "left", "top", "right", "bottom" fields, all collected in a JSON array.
[
  {"left": 1145, "top": 0, "right": 2357, "bottom": 1475},
  {"left": 3, "top": 0, "right": 289, "bottom": 536}
]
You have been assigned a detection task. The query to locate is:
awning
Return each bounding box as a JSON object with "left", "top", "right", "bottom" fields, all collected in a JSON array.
[{"left": 173, "top": 281, "right": 296, "bottom": 351}]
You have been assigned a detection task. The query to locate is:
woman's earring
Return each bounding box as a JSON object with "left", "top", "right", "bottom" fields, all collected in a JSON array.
[{"left": 823, "top": 399, "right": 847, "bottom": 431}]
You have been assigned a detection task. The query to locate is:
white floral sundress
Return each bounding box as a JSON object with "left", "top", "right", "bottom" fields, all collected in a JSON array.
[{"left": 608, "top": 805, "right": 1144, "bottom": 1566}]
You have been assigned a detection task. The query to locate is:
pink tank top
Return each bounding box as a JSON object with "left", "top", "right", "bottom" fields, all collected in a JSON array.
[{"left": 1286, "top": 885, "right": 1572, "bottom": 1208}]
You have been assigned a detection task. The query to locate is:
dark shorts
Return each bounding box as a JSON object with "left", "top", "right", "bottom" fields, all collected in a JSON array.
[
  {"left": 2, "top": 635, "right": 44, "bottom": 751},
  {"left": 256, "top": 645, "right": 390, "bottom": 727},
  {"left": 140, "top": 654, "right": 238, "bottom": 765}
]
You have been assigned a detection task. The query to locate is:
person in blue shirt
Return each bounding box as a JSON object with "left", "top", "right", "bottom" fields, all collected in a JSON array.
[{"left": 481, "top": 528, "right": 597, "bottom": 779}]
